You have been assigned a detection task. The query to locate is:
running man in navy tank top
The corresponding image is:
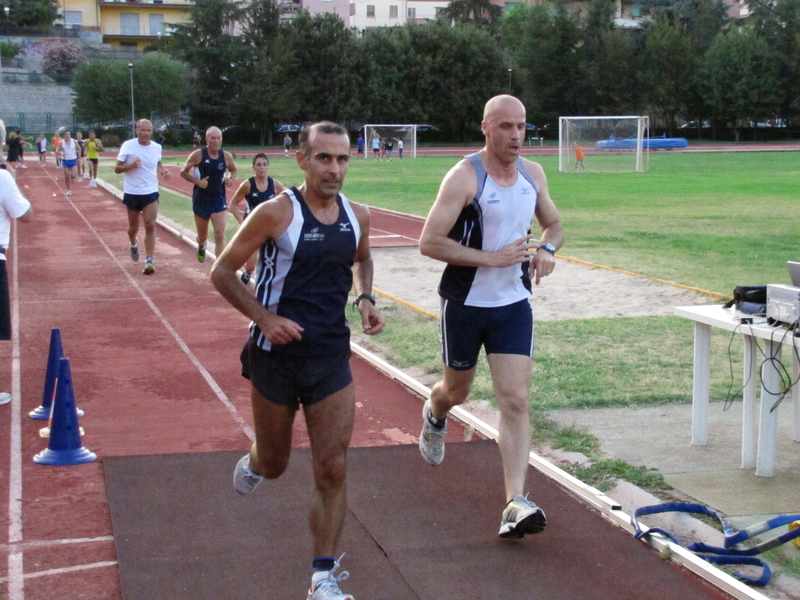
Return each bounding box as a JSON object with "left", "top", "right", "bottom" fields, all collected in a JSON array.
[
  {"left": 419, "top": 95, "right": 565, "bottom": 540},
  {"left": 211, "top": 122, "right": 383, "bottom": 600},
  {"left": 180, "top": 126, "right": 238, "bottom": 262},
  {"left": 229, "top": 153, "right": 286, "bottom": 285}
]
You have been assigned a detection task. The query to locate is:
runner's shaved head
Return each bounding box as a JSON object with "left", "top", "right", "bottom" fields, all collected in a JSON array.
[{"left": 483, "top": 95, "right": 526, "bottom": 123}]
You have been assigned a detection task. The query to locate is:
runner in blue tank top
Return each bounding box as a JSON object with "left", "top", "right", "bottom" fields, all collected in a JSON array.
[
  {"left": 210, "top": 122, "right": 384, "bottom": 600},
  {"left": 180, "top": 126, "right": 238, "bottom": 262},
  {"left": 419, "top": 95, "right": 565, "bottom": 541},
  {"left": 229, "top": 153, "right": 286, "bottom": 285}
]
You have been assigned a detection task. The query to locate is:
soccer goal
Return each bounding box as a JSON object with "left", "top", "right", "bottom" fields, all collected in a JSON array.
[
  {"left": 558, "top": 116, "right": 650, "bottom": 173},
  {"left": 363, "top": 125, "right": 417, "bottom": 159}
]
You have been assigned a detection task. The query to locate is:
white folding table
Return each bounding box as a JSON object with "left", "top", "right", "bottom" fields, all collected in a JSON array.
[{"left": 675, "top": 305, "right": 800, "bottom": 477}]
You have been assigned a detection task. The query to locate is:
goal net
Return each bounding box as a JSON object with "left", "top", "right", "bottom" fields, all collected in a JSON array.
[
  {"left": 363, "top": 125, "right": 417, "bottom": 159},
  {"left": 558, "top": 116, "right": 649, "bottom": 173}
]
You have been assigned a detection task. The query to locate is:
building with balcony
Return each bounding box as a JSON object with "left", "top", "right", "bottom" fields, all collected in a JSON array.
[{"left": 58, "top": 0, "right": 194, "bottom": 51}]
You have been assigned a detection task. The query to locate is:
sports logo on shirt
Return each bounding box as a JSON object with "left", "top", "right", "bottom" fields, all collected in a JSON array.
[
  {"left": 339, "top": 222, "right": 351, "bottom": 232},
  {"left": 304, "top": 227, "right": 325, "bottom": 242},
  {"left": 487, "top": 192, "right": 500, "bottom": 204},
  {"left": 521, "top": 187, "right": 532, "bottom": 195}
]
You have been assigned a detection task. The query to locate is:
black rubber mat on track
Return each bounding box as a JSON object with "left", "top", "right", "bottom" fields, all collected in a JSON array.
[{"left": 104, "top": 442, "right": 730, "bottom": 599}]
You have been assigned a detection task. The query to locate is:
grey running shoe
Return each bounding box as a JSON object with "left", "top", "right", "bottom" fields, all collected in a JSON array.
[
  {"left": 307, "top": 554, "right": 354, "bottom": 600},
  {"left": 130, "top": 241, "right": 140, "bottom": 262},
  {"left": 419, "top": 399, "right": 446, "bottom": 465},
  {"left": 143, "top": 257, "right": 155, "bottom": 275},
  {"left": 197, "top": 243, "right": 206, "bottom": 263},
  {"left": 240, "top": 270, "right": 253, "bottom": 285},
  {"left": 233, "top": 454, "right": 263, "bottom": 495},
  {"left": 0, "top": 392, "right": 11, "bottom": 405},
  {"left": 498, "top": 494, "right": 547, "bottom": 539}
]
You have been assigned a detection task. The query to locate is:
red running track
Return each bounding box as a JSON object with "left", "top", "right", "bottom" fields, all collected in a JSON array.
[{"left": 0, "top": 162, "right": 459, "bottom": 598}]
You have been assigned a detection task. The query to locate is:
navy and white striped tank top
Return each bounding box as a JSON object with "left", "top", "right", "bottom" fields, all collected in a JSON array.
[
  {"left": 250, "top": 187, "right": 361, "bottom": 356},
  {"left": 438, "top": 153, "right": 539, "bottom": 307}
]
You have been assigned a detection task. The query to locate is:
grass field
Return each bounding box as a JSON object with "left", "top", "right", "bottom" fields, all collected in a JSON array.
[{"left": 98, "top": 150, "right": 799, "bottom": 426}]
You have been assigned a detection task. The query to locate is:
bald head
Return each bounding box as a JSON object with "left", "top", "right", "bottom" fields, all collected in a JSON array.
[
  {"left": 483, "top": 95, "right": 526, "bottom": 123},
  {"left": 206, "top": 126, "right": 222, "bottom": 152},
  {"left": 135, "top": 119, "right": 154, "bottom": 144}
]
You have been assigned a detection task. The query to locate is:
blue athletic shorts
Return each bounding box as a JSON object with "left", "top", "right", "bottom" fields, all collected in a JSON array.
[
  {"left": 192, "top": 196, "right": 227, "bottom": 220},
  {"left": 62, "top": 159, "right": 77, "bottom": 168},
  {"left": 439, "top": 298, "right": 533, "bottom": 371},
  {"left": 122, "top": 192, "right": 159, "bottom": 212},
  {"left": 240, "top": 338, "right": 352, "bottom": 409}
]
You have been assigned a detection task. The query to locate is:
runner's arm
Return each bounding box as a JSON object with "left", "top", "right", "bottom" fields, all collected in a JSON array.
[
  {"left": 351, "top": 202, "right": 384, "bottom": 336},
  {"left": 210, "top": 196, "right": 304, "bottom": 345}
]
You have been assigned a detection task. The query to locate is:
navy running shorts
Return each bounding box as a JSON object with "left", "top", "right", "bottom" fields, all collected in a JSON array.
[
  {"left": 439, "top": 298, "right": 533, "bottom": 371},
  {"left": 192, "top": 196, "right": 228, "bottom": 220},
  {"left": 122, "top": 192, "right": 159, "bottom": 212},
  {"left": 240, "top": 337, "right": 352, "bottom": 409}
]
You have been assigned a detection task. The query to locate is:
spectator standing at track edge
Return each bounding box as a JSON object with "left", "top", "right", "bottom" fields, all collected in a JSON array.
[
  {"left": 210, "top": 122, "right": 384, "bottom": 600},
  {"left": 418, "top": 94, "right": 564, "bottom": 539},
  {"left": 115, "top": 119, "right": 171, "bottom": 275},
  {"left": 180, "top": 126, "right": 237, "bottom": 262},
  {"left": 0, "top": 162, "right": 33, "bottom": 406}
]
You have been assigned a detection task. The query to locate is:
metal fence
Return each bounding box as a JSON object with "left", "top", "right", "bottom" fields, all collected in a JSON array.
[{"left": 2, "top": 114, "right": 79, "bottom": 134}]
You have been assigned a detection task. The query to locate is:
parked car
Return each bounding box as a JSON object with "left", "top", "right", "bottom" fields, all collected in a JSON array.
[{"left": 276, "top": 124, "right": 302, "bottom": 133}]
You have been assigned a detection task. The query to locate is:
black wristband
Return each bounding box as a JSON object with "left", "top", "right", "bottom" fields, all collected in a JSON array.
[{"left": 354, "top": 293, "right": 376, "bottom": 308}]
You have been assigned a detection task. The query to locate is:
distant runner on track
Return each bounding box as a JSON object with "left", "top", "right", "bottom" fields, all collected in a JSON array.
[
  {"left": 180, "top": 126, "right": 237, "bottom": 263},
  {"left": 211, "top": 121, "right": 384, "bottom": 600},
  {"left": 114, "top": 119, "right": 170, "bottom": 275}
]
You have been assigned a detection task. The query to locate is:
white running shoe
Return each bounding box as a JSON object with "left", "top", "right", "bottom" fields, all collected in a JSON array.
[
  {"left": 419, "top": 399, "right": 446, "bottom": 465},
  {"left": 233, "top": 454, "right": 264, "bottom": 495},
  {"left": 307, "top": 554, "right": 354, "bottom": 600},
  {"left": 498, "top": 494, "right": 547, "bottom": 539},
  {"left": 65, "top": 190, "right": 72, "bottom": 196},
  {"left": 143, "top": 257, "right": 155, "bottom": 275},
  {"left": 0, "top": 393, "right": 11, "bottom": 405}
]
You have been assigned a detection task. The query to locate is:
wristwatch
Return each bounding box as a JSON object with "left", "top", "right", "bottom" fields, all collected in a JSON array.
[{"left": 538, "top": 243, "right": 556, "bottom": 255}]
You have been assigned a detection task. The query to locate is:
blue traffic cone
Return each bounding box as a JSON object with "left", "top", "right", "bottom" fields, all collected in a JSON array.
[
  {"left": 30, "top": 328, "right": 83, "bottom": 420},
  {"left": 33, "top": 357, "right": 96, "bottom": 466}
]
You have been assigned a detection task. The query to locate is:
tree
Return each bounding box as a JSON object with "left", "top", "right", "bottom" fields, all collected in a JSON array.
[
  {"left": 642, "top": 17, "right": 694, "bottom": 132},
  {"left": 169, "top": 0, "right": 247, "bottom": 127},
  {"left": 501, "top": 1, "right": 584, "bottom": 126},
  {"left": 271, "top": 12, "right": 361, "bottom": 125},
  {"left": 130, "top": 53, "right": 191, "bottom": 124},
  {"left": 440, "top": 0, "right": 503, "bottom": 31},
  {"left": 72, "top": 55, "right": 190, "bottom": 125},
  {"left": 699, "top": 27, "right": 781, "bottom": 140},
  {"left": 72, "top": 62, "right": 133, "bottom": 124},
  {"left": 235, "top": 0, "right": 284, "bottom": 144},
  {"left": 6, "top": 0, "right": 60, "bottom": 27}
]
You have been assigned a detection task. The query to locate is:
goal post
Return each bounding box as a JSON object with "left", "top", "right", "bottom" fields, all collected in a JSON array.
[
  {"left": 363, "top": 125, "right": 417, "bottom": 159},
  {"left": 558, "top": 116, "right": 650, "bottom": 173}
]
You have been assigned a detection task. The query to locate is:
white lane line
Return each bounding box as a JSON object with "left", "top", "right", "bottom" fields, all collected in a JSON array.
[
  {"left": 60, "top": 194, "right": 255, "bottom": 441},
  {"left": 7, "top": 219, "right": 24, "bottom": 600},
  {"left": 0, "top": 561, "right": 119, "bottom": 583}
]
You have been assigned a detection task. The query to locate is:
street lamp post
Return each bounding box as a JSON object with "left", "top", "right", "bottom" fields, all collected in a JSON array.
[
  {"left": 128, "top": 63, "right": 135, "bottom": 133},
  {"left": 1, "top": 7, "right": 9, "bottom": 93},
  {"left": 507, "top": 68, "right": 512, "bottom": 94}
]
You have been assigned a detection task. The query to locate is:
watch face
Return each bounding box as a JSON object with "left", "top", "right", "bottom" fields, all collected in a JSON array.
[{"left": 541, "top": 243, "right": 556, "bottom": 254}]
